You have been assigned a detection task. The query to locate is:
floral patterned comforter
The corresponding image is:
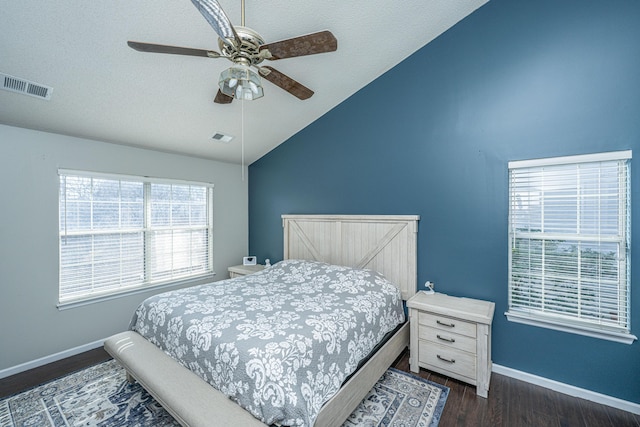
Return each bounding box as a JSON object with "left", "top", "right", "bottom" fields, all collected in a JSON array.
[{"left": 129, "top": 259, "right": 405, "bottom": 426}]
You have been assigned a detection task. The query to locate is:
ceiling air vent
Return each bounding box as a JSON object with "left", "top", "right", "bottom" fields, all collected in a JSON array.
[
  {"left": 1, "top": 73, "right": 53, "bottom": 100},
  {"left": 211, "top": 132, "right": 234, "bottom": 143}
]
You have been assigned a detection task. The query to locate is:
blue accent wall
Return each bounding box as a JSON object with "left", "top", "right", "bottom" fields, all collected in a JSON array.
[{"left": 249, "top": 0, "right": 640, "bottom": 403}]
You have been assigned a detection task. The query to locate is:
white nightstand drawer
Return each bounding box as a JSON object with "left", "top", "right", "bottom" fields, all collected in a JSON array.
[
  {"left": 418, "top": 341, "right": 476, "bottom": 380},
  {"left": 418, "top": 327, "right": 476, "bottom": 354},
  {"left": 228, "top": 264, "right": 265, "bottom": 278},
  {"left": 419, "top": 312, "right": 476, "bottom": 338}
]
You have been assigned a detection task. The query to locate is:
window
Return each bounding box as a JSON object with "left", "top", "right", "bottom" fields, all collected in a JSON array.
[
  {"left": 59, "top": 170, "right": 214, "bottom": 306},
  {"left": 507, "top": 151, "right": 635, "bottom": 344}
]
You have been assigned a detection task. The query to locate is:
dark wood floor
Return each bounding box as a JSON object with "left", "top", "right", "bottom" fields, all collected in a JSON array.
[
  {"left": 391, "top": 351, "right": 640, "bottom": 427},
  {"left": 0, "top": 347, "right": 112, "bottom": 399},
  {"left": 1, "top": 347, "right": 638, "bottom": 426}
]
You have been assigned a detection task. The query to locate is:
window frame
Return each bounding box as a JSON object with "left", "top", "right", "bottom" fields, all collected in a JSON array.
[
  {"left": 58, "top": 169, "right": 215, "bottom": 308},
  {"left": 506, "top": 151, "right": 636, "bottom": 344}
]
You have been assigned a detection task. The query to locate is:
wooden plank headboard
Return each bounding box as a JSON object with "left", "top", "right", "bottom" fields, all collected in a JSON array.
[{"left": 282, "top": 215, "right": 419, "bottom": 300}]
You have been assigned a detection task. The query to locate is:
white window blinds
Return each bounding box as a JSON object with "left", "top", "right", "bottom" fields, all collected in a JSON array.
[
  {"left": 59, "top": 170, "right": 214, "bottom": 305},
  {"left": 507, "top": 151, "right": 635, "bottom": 343}
]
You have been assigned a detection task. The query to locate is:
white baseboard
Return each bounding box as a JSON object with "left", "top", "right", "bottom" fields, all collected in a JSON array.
[
  {"left": 0, "top": 339, "right": 105, "bottom": 380},
  {"left": 492, "top": 363, "right": 640, "bottom": 415}
]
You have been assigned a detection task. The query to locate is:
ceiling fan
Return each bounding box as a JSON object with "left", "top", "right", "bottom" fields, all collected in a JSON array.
[{"left": 128, "top": 0, "right": 338, "bottom": 104}]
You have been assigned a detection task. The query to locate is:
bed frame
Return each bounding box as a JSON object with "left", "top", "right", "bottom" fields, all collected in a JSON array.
[{"left": 104, "top": 214, "right": 419, "bottom": 427}]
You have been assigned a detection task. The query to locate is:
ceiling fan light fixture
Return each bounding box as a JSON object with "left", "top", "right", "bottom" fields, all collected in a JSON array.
[{"left": 219, "top": 65, "right": 263, "bottom": 101}]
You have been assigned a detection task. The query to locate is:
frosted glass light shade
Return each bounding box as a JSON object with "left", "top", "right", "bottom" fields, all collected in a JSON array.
[{"left": 218, "top": 65, "right": 264, "bottom": 100}]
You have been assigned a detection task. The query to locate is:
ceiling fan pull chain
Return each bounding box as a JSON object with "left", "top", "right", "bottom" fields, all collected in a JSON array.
[{"left": 241, "top": 99, "right": 245, "bottom": 181}]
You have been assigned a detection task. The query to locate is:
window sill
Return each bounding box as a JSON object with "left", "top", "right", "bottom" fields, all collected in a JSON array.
[
  {"left": 57, "top": 273, "right": 216, "bottom": 310},
  {"left": 505, "top": 311, "right": 637, "bottom": 345}
]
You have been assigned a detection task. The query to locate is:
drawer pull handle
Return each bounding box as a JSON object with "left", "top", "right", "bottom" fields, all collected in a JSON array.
[
  {"left": 437, "top": 354, "right": 456, "bottom": 363},
  {"left": 437, "top": 334, "right": 455, "bottom": 343},
  {"left": 436, "top": 320, "right": 455, "bottom": 328}
]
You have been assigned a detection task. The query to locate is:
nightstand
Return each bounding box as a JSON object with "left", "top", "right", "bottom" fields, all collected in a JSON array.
[
  {"left": 228, "top": 264, "right": 265, "bottom": 278},
  {"left": 407, "top": 292, "right": 495, "bottom": 397}
]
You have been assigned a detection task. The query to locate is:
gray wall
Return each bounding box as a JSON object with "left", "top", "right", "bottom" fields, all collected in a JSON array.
[{"left": 0, "top": 124, "right": 248, "bottom": 372}]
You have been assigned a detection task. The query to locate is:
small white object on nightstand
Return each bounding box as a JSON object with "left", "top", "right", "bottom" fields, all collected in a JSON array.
[
  {"left": 242, "top": 256, "right": 257, "bottom": 266},
  {"left": 422, "top": 281, "right": 435, "bottom": 294}
]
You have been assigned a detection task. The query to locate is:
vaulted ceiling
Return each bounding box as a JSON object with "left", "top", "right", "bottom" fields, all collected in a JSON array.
[{"left": 0, "top": 0, "right": 487, "bottom": 164}]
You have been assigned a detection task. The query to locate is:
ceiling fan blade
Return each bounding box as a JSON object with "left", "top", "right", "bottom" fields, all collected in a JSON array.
[
  {"left": 260, "top": 66, "right": 313, "bottom": 100},
  {"left": 214, "top": 89, "right": 234, "bottom": 104},
  {"left": 190, "top": 0, "right": 240, "bottom": 47},
  {"left": 260, "top": 31, "right": 337, "bottom": 60},
  {"left": 127, "top": 41, "right": 220, "bottom": 58}
]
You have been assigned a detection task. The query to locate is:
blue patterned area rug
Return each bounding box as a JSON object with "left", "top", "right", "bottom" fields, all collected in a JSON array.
[{"left": 0, "top": 361, "right": 448, "bottom": 427}]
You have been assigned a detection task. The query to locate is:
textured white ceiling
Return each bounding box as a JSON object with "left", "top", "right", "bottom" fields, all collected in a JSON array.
[{"left": 0, "top": 0, "right": 488, "bottom": 164}]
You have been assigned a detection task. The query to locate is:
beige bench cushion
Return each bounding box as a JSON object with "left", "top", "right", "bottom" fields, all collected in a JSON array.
[{"left": 104, "top": 331, "right": 266, "bottom": 427}]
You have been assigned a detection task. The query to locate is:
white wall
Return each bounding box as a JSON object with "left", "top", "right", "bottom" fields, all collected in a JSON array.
[{"left": 0, "top": 124, "right": 249, "bottom": 371}]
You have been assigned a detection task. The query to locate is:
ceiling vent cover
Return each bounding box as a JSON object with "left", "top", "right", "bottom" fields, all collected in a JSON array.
[
  {"left": 1, "top": 73, "right": 53, "bottom": 100},
  {"left": 211, "top": 132, "right": 234, "bottom": 143}
]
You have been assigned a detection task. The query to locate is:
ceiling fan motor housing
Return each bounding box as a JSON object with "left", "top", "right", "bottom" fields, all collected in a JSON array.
[{"left": 219, "top": 26, "right": 267, "bottom": 66}]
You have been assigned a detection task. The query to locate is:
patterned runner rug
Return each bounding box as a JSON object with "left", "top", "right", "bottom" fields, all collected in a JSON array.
[{"left": 0, "top": 361, "right": 448, "bottom": 427}]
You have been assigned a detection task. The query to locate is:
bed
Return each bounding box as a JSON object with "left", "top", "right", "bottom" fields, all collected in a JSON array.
[{"left": 104, "top": 214, "right": 419, "bottom": 426}]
